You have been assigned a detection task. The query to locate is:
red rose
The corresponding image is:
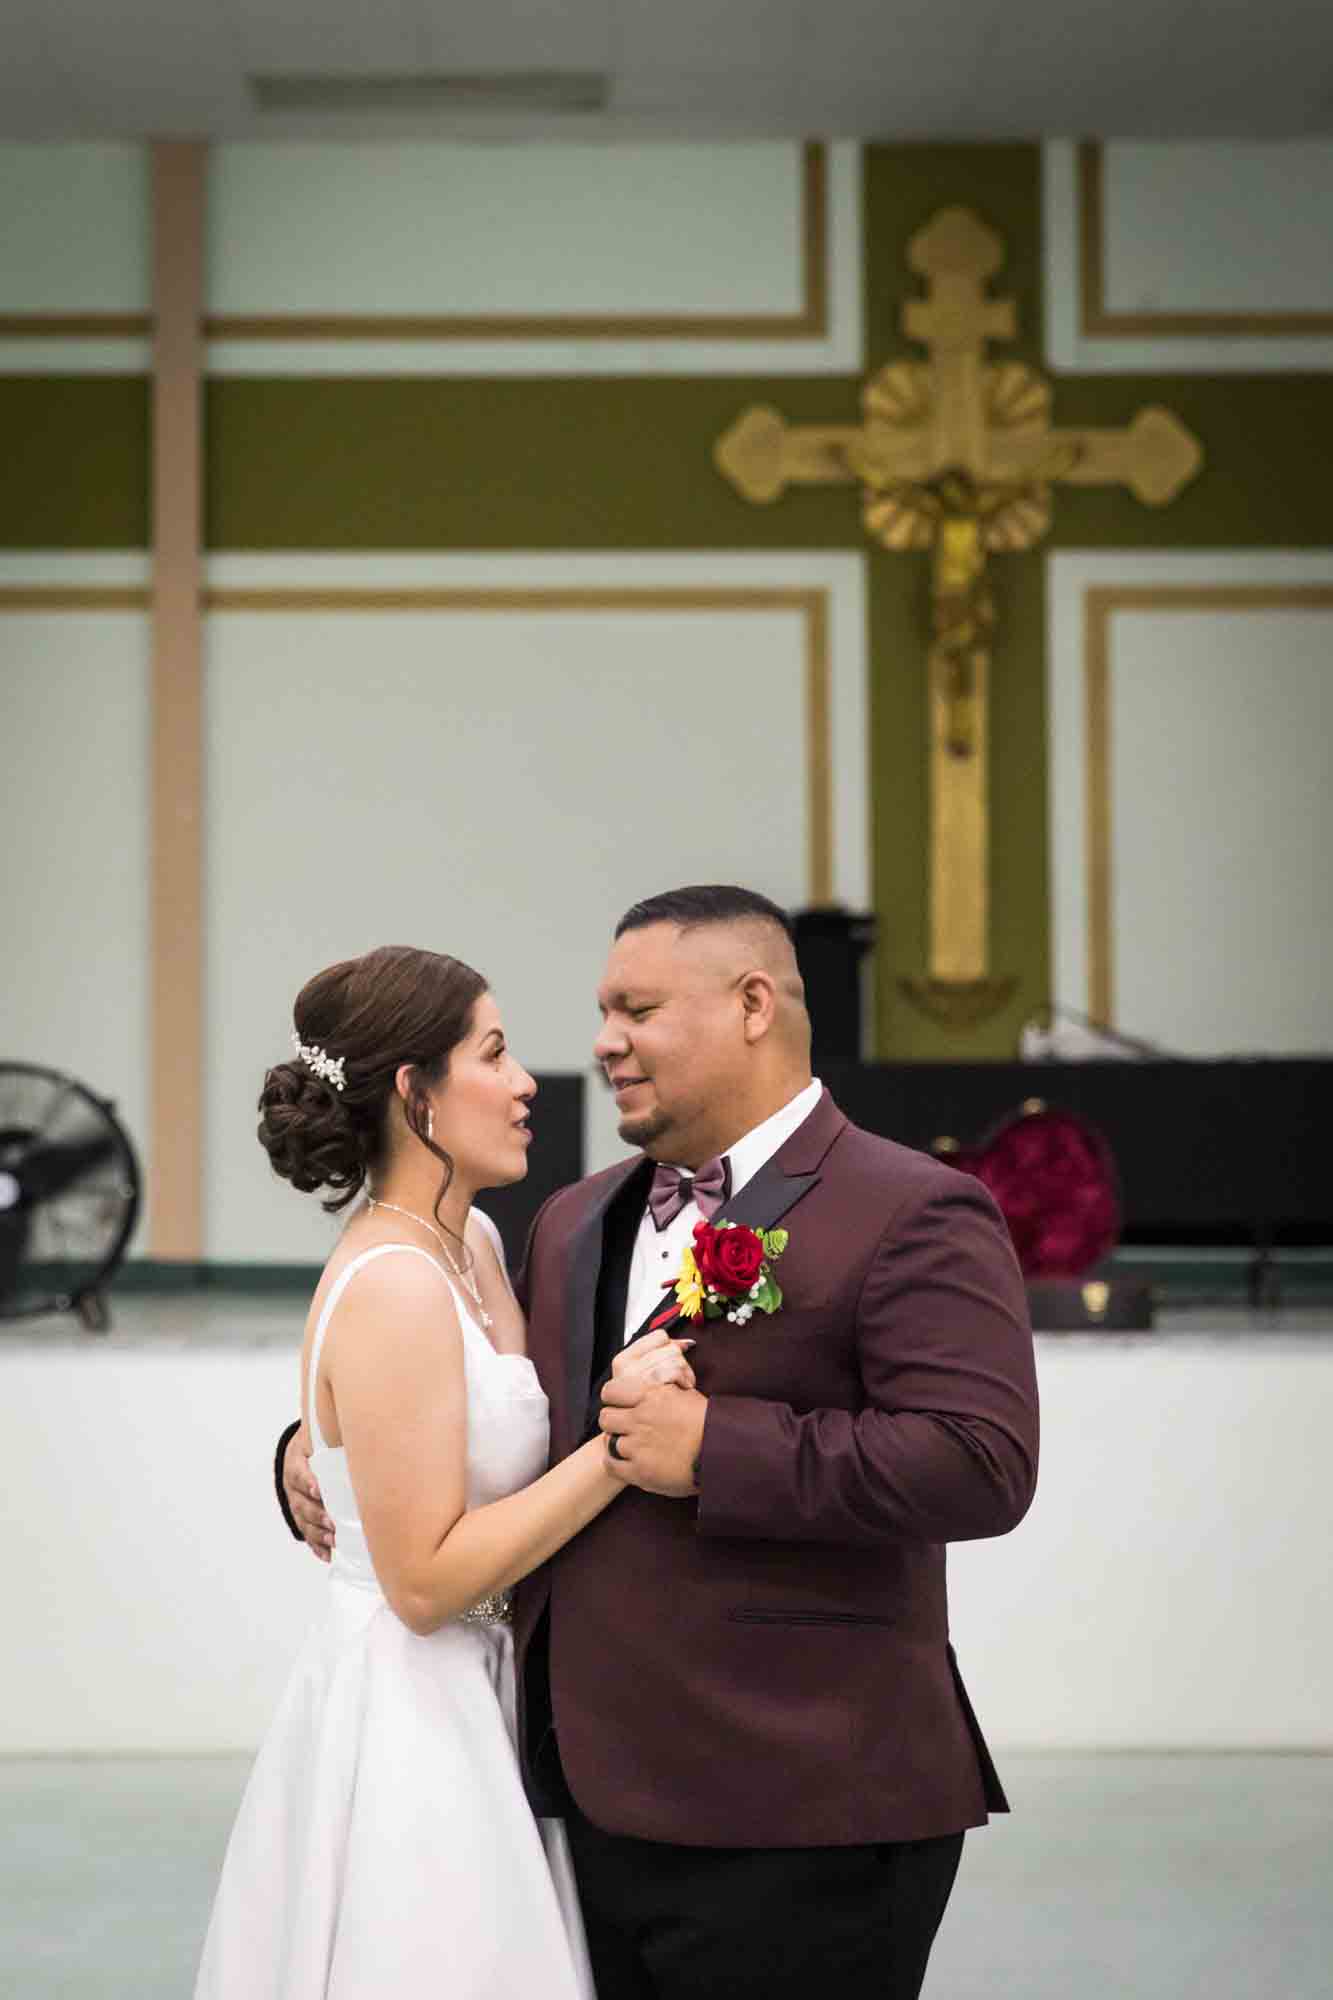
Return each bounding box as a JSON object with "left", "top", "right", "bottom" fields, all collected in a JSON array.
[{"left": 693, "top": 1221, "right": 765, "bottom": 1296}]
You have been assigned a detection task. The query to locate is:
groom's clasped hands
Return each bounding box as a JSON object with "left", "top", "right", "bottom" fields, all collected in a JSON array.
[{"left": 599, "top": 1328, "right": 706, "bottom": 1499}]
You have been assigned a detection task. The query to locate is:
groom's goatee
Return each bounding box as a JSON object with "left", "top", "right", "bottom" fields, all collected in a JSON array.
[{"left": 618, "top": 1109, "right": 671, "bottom": 1150}]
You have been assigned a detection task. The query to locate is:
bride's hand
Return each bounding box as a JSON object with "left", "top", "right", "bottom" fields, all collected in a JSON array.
[{"left": 609, "top": 1327, "right": 696, "bottom": 1392}]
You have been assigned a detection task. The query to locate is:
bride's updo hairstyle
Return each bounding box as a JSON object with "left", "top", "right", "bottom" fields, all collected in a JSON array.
[{"left": 257, "top": 944, "right": 488, "bottom": 1220}]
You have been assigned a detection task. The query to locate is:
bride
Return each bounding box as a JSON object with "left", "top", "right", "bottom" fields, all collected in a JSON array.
[{"left": 195, "top": 944, "right": 691, "bottom": 1998}]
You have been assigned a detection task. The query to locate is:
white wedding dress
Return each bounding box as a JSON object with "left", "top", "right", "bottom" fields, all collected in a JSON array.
[{"left": 195, "top": 1227, "right": 594, "bottom": 1999}]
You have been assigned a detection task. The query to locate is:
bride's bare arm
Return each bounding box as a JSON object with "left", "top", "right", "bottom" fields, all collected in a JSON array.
[{"left": 325, "top": 1256, "right": 621, "bottom": 1636}]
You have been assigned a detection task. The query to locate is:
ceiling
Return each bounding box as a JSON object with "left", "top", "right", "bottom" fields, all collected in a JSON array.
[{"left": 1, "top": 0, "right": 1331, "bottom": 142}]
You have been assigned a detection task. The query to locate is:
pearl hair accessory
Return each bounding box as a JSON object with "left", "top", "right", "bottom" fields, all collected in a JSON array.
[{"left": 291, "top": 1031, "right": 346, "bottom": 1093}]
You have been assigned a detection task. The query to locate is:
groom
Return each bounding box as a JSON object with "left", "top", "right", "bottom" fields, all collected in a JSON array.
[{"left": 285, "top": 884, "right": 1038, "bottom": 1998}]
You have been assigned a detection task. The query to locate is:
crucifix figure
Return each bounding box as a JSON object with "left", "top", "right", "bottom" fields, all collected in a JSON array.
[{"left": 714, "top": 207, "right": 1203, "bottom": 1027}]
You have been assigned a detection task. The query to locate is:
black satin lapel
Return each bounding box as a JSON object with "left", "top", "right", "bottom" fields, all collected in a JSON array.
[
  {"left": 561, "top": 1157, "right": 650, "bottom": 1440},
  {"left": 719, "top": 1157, "right": 821, "bottom": 1239},
  {"left": 579, "top": 1174, "right": 651, "bottom": 1439},
  {"left": 561, "top": 1217, "right": 601, "bottom": 1442},
  {"left": 594, "top": 1192, "right": 641, "bottom": 1362},
  {"left": 609, "top": 1311, "right": 685, "bottom": 1372}
]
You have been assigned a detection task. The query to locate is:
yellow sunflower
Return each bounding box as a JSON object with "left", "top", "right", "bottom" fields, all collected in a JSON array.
[{"left": 674, "top": 1244, "right": 706, "bottom": 1320}]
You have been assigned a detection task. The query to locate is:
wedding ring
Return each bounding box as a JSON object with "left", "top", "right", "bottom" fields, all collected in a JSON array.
[{"left": 607, "top": 1434, "right": 625, "bottom": 1462}]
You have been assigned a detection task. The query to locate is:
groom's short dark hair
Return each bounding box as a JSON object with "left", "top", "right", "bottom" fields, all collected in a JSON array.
[{"left": 614, "top": 885, "right": 795, "bottom": 944}]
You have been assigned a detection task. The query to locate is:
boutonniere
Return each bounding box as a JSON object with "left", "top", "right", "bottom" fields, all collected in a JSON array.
[{"left": 651, "top": 1219, "right": 789, "bottom": 1330}]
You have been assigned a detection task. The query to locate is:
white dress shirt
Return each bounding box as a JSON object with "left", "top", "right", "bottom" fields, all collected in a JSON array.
[{"left": 622, "top": 1076, "right": 824, "bottom": 1340}]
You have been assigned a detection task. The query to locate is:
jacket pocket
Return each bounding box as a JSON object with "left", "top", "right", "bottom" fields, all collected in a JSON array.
[{"left": 727, "top": 1607, "right": 896, "bottom": 1629}]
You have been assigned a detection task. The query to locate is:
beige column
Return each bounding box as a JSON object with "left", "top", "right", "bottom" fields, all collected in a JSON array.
[{"left": 149, "top": 141, "right": 206, "bottom": 1260}]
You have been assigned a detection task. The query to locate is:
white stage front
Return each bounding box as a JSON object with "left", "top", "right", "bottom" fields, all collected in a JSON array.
[{"left": 2, "top": 1303, "right": 1328, "bottom": 1755}]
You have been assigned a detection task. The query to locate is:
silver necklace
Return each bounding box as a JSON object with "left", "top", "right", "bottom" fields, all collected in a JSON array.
[{"left": 366, "top": 1194, "right": 493, "bottom": 1332}]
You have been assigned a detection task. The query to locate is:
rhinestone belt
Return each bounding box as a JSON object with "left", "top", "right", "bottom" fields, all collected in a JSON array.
[{"left": 458, "top": 1590, "right": 514, "bottom": 1627}]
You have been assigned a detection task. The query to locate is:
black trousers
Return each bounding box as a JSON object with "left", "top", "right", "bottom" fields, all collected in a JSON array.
[{"left": 564, "top": 1797, "right": 964, "bottom": 2000}]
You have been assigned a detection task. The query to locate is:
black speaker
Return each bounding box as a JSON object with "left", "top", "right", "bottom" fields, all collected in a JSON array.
[
  {"left": 475, "top": 1073, "right": 584, "bottom": 1269},
  {"left": 791, "top": 906, "right": 876, "bottom": 1070}
]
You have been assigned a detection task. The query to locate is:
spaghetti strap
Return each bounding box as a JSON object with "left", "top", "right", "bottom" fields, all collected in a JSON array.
[
  {"left": 469, "top": 1206, "right": 516, "bottom": 1299},
  {"left": 305, "top": 1243, "right": 452, "bottom": 1452}
]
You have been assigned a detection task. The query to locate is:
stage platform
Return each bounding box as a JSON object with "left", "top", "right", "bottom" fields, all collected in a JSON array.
[{"left": 2, "top": 1299, "right": 1329, "bottom": 1757}]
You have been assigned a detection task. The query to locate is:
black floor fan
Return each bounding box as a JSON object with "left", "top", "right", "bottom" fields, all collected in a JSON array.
[{"left": 0, "top": 1062, "right": 141, "bottom": 1330}]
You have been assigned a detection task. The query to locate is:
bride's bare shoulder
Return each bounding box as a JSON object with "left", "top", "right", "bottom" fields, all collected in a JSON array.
[{"left": 318, "top": 1241, "right": 458, "bottom": 1343}]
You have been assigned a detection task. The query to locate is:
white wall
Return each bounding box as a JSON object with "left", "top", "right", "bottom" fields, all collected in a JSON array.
[
  {"left": 211, "top": 143, "right": 810, "bottom": 316},
  {"left": 948, "top": 1337, "right": 1333, "bottom": 1751},
  {"left": 3, "top": 550, "right": 866, "bottom": 1263},
  {"left": 1101, "top": 144, "right": 1333, "bottom": 319},
  {"left": 0, "top": 142, "right": 150, "bottom": 373},
  {"left": 1044, "top": 137, "right": 1333, "bottom": 374},
  {"left": 0, "top": 1340, "right": 326, "bottom": 1753},
  {"left": 1108, "top": 608, "right": 1333, "bottom": 1052},
  {"left": 202, "top": 550, "right": 867, "bottom": 1259},
  {"left": 3, "top": 1329, "right": 1327, "bottom": 1754},
  {"left": 1048, "top": 552, "right": 1333, "bottom": 1051},
  {"left": 0, "top": 143, "right": 148, "bottom": 312},
  {"left": 1040, "top": 142, "right": 1333, "bottom": 1047},
  {"left": 0, "top": 572, "right": 152, "bottom": 1244}
]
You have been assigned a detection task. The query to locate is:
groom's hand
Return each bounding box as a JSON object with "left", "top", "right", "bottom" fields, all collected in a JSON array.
[
  {"left": 599, "top": 1376, "right": 707, "bottom": 1498},
  {"left": 283, "top": 1431, "right": 335, "bottom": 1560}
]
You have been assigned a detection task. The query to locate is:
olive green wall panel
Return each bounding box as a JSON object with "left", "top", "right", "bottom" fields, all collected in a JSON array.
[
  {"left": 205, "top": 377, "right": 865, "bottom": 551},
  {"left": 1, "top": 378, "right": 148, "bottom": 548},
  {"left": 1049, "top": 376, "right": 1333, "bottom": 550}
]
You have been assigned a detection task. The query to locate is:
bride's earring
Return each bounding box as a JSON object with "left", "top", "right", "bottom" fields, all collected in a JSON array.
[{"left": 427, "top": 1108, "right": 435, "bottom": 1143}]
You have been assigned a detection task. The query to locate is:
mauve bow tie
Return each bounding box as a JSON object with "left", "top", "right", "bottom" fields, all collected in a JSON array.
[{"left": 648, "top": 1155, "right": 732, "bottom": 1231}]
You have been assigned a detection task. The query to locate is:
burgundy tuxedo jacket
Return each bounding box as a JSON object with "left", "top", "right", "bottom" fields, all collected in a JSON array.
[{"left": 513, "top": 1088, "right": 1039, "bottom": 1849}]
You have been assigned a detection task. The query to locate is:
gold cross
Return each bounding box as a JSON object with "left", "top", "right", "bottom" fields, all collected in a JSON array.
[{"left": 715, "top": 208, "right": 1203, "bottom": 1027}]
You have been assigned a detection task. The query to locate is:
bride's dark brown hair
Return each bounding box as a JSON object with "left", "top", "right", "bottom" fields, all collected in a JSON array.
[{"left": 257, "top": 945, "right": 488, "bottom": 1234}]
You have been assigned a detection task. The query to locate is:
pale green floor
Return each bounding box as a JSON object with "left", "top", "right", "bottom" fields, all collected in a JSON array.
[{"left": 0, "top": 1754, "right": 1329, "bottom": 1997}]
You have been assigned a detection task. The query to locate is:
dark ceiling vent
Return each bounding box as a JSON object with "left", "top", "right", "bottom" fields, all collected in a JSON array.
[{"left": 248, "top": 71, "right": 610, "bottom": 116}]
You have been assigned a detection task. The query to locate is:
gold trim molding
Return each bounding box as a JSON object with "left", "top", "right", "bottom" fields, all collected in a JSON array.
[
  {"left": 1, "top": 143, "right": 827, "bottom": 344},
  {"left": 1084, "top": 584, "right": 1333, "bottom": 1023},
  {"left": 0, "top": 313, "right": 152, "bottom": 337},
  {"left": 0, "top": 587, "right": 150, "bottom": 610},
  {"left": 1078, "top": 142, "right": 1333, "bottom": 339}
]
